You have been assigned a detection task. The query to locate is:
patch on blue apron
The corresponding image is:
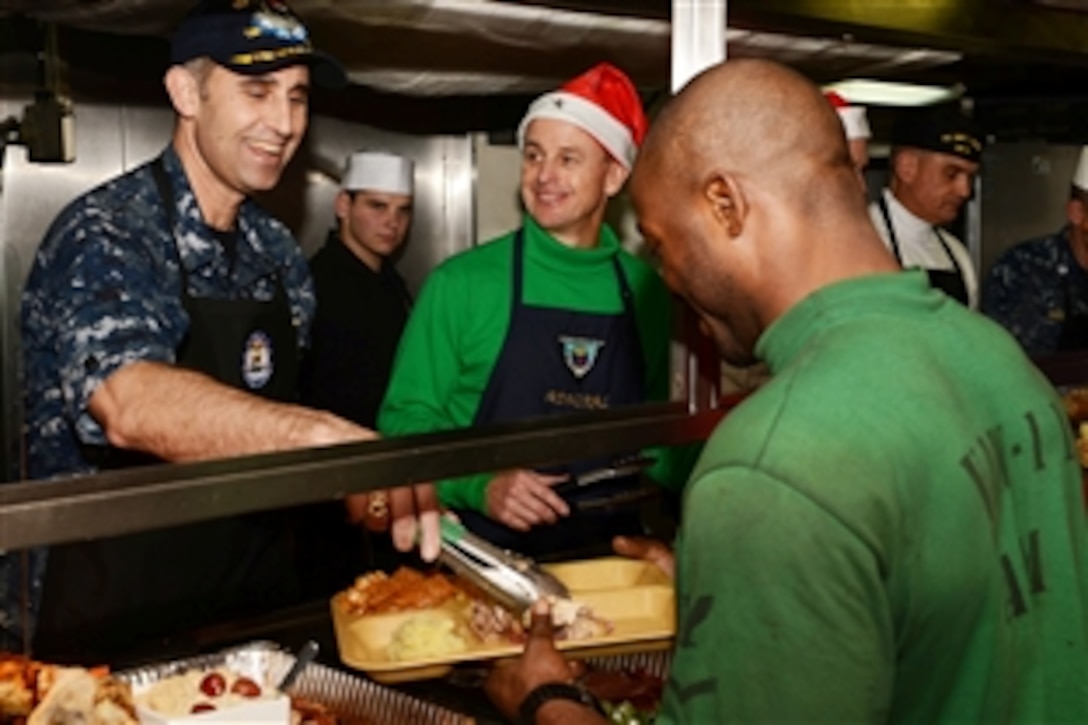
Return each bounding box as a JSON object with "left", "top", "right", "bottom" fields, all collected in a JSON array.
[
  {"left": 559, "top": 335, "right": 605, "bottom": 379},
  {"left": 242, "top": 330, "right": 274, "bottom": 389}
]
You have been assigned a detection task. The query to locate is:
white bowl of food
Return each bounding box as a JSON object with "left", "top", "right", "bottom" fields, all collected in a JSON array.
[{"left": 133, "top": 668, "right": 289, "bottom": 724}]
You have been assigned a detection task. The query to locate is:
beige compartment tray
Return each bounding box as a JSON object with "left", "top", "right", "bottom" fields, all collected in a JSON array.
[
  {"left": 331, "top": 557, "right": 675, "bottom": 684},
  {"left": 542, "top": 557, "right": 671, "bottom": 590}
]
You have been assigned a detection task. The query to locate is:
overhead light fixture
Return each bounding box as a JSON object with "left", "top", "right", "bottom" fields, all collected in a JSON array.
[{"left": 823, "top": 79, "right": 964, "bottom": 107}]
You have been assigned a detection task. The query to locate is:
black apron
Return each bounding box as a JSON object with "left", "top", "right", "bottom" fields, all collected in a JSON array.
[
  {"left": 453, "top": 229, "right": 647, "bottom": 560},
  {"left": 878, "top": 196, "right": 969, "bottom": 306},
  {"left": 34, "top": 158, "right": 301, "bottom": 662},
  {"left": 1058, "top": 266, "right": 1088, "bottom": 352}
]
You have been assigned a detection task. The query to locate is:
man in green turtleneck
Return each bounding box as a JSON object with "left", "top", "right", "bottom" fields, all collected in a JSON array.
[{"left": 379, "top": 63, "right": 687, "bottom": 558}]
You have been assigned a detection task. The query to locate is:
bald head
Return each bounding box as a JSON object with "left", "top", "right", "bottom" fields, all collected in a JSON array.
[
  {"left": 631, "top": 59, "right": 898, "bottom": 365},
  {"left": 638, "top": 59, "right": 856, "bottom": 209}
]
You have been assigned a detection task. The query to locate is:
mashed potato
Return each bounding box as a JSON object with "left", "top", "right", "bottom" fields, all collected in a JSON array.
[{"left": 387, "top": 612, "right": 468, "bottom": 661}]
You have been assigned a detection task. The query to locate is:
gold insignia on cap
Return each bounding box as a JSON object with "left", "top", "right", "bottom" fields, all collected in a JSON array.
[
  {"left": 941, "top": 132, "right": 982, "bottom": 153},
  {"left": 230, "top": 43, "right": 312, "bottom": 66}
]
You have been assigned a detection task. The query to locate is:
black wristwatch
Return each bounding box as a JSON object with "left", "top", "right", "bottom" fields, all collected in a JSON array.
[{"left": 518, "top": 682, "right": 601, "bottom": 724}]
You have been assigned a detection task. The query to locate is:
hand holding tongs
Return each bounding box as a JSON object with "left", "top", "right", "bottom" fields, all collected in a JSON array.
[{"left": 437, "top": 516, "right": 570, "bottom": 614}]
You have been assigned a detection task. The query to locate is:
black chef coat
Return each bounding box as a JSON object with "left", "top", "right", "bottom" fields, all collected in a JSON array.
[
  {"left": 300, "top": 232, "right": 411, "bottom": 428},
  {"left": 295, "top": 232, "right": 413, "bottom": 595}
]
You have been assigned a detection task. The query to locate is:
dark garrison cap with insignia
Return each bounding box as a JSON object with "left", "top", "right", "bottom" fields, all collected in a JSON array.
[
  {"left": 170, "top": 0, "right": 347, "bottom": 90},
  {"left": 891, "top": 104, "right": 985, "bottom": 164}
]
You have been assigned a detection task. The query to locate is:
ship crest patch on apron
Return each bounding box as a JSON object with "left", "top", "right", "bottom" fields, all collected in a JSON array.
[
  {"left": 559, "top": 335, "right": 605, "bottom": 379},
  {"left": 242, "top": 330, "right": 275, "bottom": 389}
]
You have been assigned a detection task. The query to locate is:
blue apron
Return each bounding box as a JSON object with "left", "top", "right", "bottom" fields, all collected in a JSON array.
[{"left": 453, "top": 229, "right": 647, "bottom": 560}]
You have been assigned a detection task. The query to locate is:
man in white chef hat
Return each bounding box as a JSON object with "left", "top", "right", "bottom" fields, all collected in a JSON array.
[
  {"left": 983, "top": 146, "right": 1088, "bottom": 356},
  {"left": 825, "top": 91, "right": 871, "bottom": 180},
  {"left": 297, "top": 151, "right": 417, "bottom": 592},
  {"left": 304, "top": 150, "right": 415, "bottom": 428}
]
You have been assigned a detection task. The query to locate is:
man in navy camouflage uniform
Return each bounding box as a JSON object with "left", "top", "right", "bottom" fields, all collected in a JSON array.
[
  {"left": 14, "top": 0, "right": 439, "bottom": 659},
  {"left": 983, "top": 147, "right": 1088, "bottom": 356}
]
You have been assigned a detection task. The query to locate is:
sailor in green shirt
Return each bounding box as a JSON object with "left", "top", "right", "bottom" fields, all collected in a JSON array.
[
  {"left": 379, "top": 63, "right": 688, "bottom": 558},
  {"left": 486, "top": 59, "right": 1088, "bottom": 724}
]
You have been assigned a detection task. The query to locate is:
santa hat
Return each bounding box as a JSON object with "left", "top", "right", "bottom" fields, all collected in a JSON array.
[
  {"left": 341, "top": 151, "right": 414, "bottom": 195},
  {"left": 825, "top": 91, "right": 871, "bottom": 141},
  {"left": 517, "top": 63, "right": 648, "bottom": 169},
  {"left": 1074, "top": 147, "right": 1088, "bottom": 191}
]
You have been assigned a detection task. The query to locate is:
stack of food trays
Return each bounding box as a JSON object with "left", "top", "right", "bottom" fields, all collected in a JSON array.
[
  {"left": 116, "top": 640, "right": 470, "bottom": 724},
  {"left": 330, "top": 556, "right": 675, "bottom": 684}
]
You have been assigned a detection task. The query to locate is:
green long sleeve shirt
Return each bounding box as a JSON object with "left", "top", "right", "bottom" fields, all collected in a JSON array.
[
  {"left": 378, "top": 215, "right": 688, "bottom": 512},
  {"left": 661, "top": 271, "right": 1088, "bottom": 722}
]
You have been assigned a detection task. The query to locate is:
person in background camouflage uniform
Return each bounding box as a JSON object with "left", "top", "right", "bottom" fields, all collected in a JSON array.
[
  {"left": 983, "top": 146, "right": 1088, "bottom": 356},
  {"left": 13, "top": 0, "right": 439, "bottom": 659}
]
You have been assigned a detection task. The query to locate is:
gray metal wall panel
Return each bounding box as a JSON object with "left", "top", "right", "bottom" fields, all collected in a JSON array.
[
  {"left": 978, "top": 142, "right": 1079, "bottom": 279},
  {"left": 119, "top": 105, "right": 174, "bottom": 172}
]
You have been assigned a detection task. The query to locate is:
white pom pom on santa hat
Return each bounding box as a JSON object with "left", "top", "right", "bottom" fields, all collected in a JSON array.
[{"left": 825, "top": 91, "right": 871, "bottom": 141}]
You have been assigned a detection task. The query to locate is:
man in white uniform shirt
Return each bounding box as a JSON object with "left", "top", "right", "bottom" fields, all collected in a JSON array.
[{"left": 869, "top": 105, "right": 985, "bottom": 308}]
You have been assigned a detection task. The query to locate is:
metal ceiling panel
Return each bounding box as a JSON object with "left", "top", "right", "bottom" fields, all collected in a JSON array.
[
  {"left": 1, "top": 0, "right": 1087, "bottom": 138},
  {"left": 0, "top": 0, "right": 965, "bottom": 97}
]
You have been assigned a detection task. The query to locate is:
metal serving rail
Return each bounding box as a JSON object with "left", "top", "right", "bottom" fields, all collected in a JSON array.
[{"left": 0, "top": 402, "right": 725, "bottom": 551}]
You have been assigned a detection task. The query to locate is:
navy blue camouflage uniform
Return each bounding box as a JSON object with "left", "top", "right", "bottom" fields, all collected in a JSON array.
[
  {"left": 982, "top": 226, "right": 1088, "bottom": 356},
  {"left": 7, "top": 145, "right": 314, "bottom": 649}
]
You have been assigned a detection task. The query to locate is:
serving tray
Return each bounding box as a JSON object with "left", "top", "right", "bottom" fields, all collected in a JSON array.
[
  {"left": 331, "top": 557, "right": 675, "bottom": 684},
  {"left": 116, "top": 640, "right": 472, "bottom": 724}
]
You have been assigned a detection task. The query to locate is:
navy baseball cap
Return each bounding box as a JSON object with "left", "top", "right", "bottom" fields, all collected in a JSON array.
[
  {"left": 891, "top": 105, "right": 985, "bottom": 164},
  {"left": 170, "top": 0, "right": 348, "bottom": 90}
]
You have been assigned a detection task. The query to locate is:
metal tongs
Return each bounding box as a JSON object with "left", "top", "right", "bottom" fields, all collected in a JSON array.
[
  {"left": 437, "top": 516, "right": 570, "bottom": 613},
  {"left": 559, "top": 454, "right": 656, "bottom": 492}
]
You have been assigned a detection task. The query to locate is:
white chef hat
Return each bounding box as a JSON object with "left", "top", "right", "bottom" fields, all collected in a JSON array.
[
  {"left": 825, "top": 91, "right": 871, "bottom": 141},
  {"left": 1074, "top": 147, "right": 1088, "bottom": 192},
  {"left": 341, "top": 151, "right": 414, "bottom": 195}
]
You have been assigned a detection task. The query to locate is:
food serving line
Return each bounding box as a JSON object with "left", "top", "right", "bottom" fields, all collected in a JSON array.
[
  {"left": 0, "top": 4, "right": 730, "bottom": 719},
  {"left": 0, "top": 402, "right": 724, "bottom": 722}
]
